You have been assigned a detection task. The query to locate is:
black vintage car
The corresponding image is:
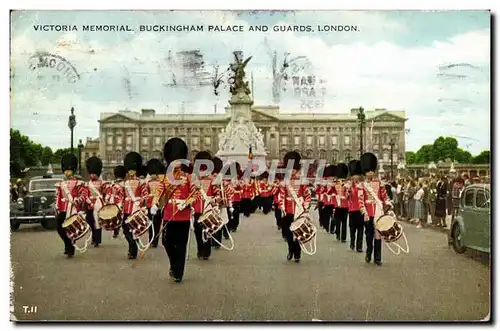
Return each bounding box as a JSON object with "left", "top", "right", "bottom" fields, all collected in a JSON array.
[{"left": 10, "top": 175, "right": 73, "bottom": 231}]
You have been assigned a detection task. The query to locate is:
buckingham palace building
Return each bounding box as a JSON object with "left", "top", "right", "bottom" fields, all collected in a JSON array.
[{"left": 97, "top": 106, "right": 407, "bottom": 165}]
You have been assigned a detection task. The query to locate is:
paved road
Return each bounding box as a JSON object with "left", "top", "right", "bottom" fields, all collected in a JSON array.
[{"left": 11, "top": 210, "right": 490, "bottom": 321}]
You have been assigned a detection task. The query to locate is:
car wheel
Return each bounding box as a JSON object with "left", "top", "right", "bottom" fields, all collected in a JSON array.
[
  {"left": 41, "top": 219, "right": 57, "bottom": 230},
  {"left": 10, "top": 221, "right": 20, "bottom": 231},
  {"left": 452, "top": 223, "right": 467, "bottom": 254}
]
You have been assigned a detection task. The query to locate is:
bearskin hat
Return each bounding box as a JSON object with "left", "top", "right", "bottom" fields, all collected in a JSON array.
[
  {"left": 182, "top": 161, "right": 193, "bottom": 174},
  {"left": 86, "top": 156, "right": 103, "bottom": 176},
  {"left": 360, "top": 152, "right": 378, "bottom": 174},
  {"left": 212, "top": 157, "right": 223, "bottom": 174},
  {"left": 124, "top": 152, "right": 143, "bottom": 172},
  {"left": 194, "top": 151, "right": 212, "bottom": 172},
  {"left": 336, "top": 163, "right": 349, "bottom": 179},
  {"left": 164, "top": 138, "right": 188, "bottom": 164},
  {"left": 330, "top": 164, "right": 338, "bottom": 178},
  {"left": 138, "top": 164, "right": 148, "bottom": 178},
  {"left": 61, "top": 154, "right": 78, "bottom": 172},
  {"left": 323, "top": 164, "right": 335, "bottom": 178},
  {"left": 284, "top": 151, "right": 301, "bottom": 170},
  {"left": 147, "top": 158, "right": 163, "bottom": 176},
  {"left": 348, "top": 159, "right": 363, "bottom": 176},
  {"left": 260, "top": 171, "right": 269, "bottom": 179},
  {"left": 113, "top": 165, "right": 126, "bottom": 179}
]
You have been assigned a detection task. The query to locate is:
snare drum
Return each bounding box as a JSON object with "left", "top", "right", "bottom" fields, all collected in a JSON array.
[
  {"left": 290, "top": 213, "right": 317, "bottom": 244},
  {"left": 375, "top": 214, "right": 403, "bottom": 243},
  {"left": 62, "top": 213, "right": 89, "bottom": 241},
  {"left": 198, "top": 206, "right": 224, "bottom": 237},
  {"left": 125, "top": 209, "right": 151, "bottom": 239},
  {"left": 98, "top": 204, "right": 122, "bottom": 231}
]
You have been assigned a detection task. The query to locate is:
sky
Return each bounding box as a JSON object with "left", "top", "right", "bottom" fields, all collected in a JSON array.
[{"left": 10, "top": 10, "right": 491, "bottom": 154}]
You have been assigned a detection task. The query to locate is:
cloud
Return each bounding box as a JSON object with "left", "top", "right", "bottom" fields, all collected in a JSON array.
[{"left": 10, "top": 11, "right": 490, "bottom": 155}]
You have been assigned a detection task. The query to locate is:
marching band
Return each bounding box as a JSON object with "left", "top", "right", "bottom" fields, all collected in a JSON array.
[{"left": 54, "top": 138, "right": 407, "bottom": 283}]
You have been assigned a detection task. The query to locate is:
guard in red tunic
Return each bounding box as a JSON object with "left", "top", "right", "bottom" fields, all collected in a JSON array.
[
  {"left": 345, "top": 160, "right": 366, "bottom": 252},
  {"left": 278, "top": 151, "right": 311, "bottom": 263},
  {"left": 333, "top": 163, "right": 350, "bottom": 242},
  {"left": 212, "top": 157, "right": 233, "bottom": 248},
  {"left": 272, "top": 170, "right": 282, "bottom": 231},
  {"left": 360, "top": 153, "right": 392, "bottom": 266},
  {"left": 192, "top": 151, "right": 219, "bottom": 260},
  {"left": 81, "top": 156, "right": 104, "bottom": 247},
  {"left": 241, "top": 175, "right": 254, "bottom": 217},
  {"left": 122, "top": 152, "right": 146, "bottom": 260},
  {"left": 259, "top": 171, "right": 273, "bottom": 214},
  {"left": 228, "top": 163, "right": 243, "bottom": 232},
  {"left": 315, "top": 180, "right": 324, "bottom": 226},
  {"left": 105, "top": 166, "right": 127, "bottom": 239},
  {"left": 145, "top": 158, "right": 165, "bottom": 248},
  {"left": 150, "top": 138, "right": 198, "bottom": 283},
  {"left": 318, "top": 165, "right": 335, "bottom": 233},
  {"left": 55, "top": 154, "right": 86, "bottom": 258}
]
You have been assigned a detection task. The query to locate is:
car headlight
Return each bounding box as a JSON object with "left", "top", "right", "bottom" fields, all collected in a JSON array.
[
  {"left": 41, "top": 196, "right": 47, "bottom": 204},
  {"left": 17, "top": 198, "right": 23, "bottom": 205}
]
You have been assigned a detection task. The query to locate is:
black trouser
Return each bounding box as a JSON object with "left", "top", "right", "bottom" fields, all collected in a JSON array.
[
  {"left": 148, "top": 210, "right": 163, "bottom": 247},
  {"left": 261, "top": 196, "right": 273, "bottom": 214},
  {"left": 365, "top": 217, "right": 382, "bottom": 263},
  {"left": 212, "top": 208, "right": 230, "bottom": 248},
  {"left": 334, "top": 207, "right": 349, "bottom": 241},
  {"left": 282, "top": 213, "right": 301, "bottom": 259},
  {"left": 228, "top": 202, "right": 240, "bottom": 231},
  {"left": 162, "top": 220, "right": 190, "bottom": 280},
  {"left": 319, "top": 205, "right": 334, "bottom": 232},
  {"left": 193, "top": 213, "right": 211, "bottom": 258},
  {"left": 252, "top": 196, "right": 260, "bottom": 212},
  {"left": 122, "top": 214, "right": 138, "bottom": 258},
  {"left": 113, "top": 228, "right": 120, "bottom": 237},
  {"left": 86, "top": 212, "right": 102, "bottom": 245},
  {"left": 241, "top": 198, "right": 252, "bottom": 217},
  {"left": 56, "top": 212, "right": 74, "bottom": 254},
  {"left": 316, "top": 202, "right": 323, "bottom": 221},
  {"left": 274, "top": 203, "right": 282, "bottom": 228},
  {"left": 349, "top": 211, "right": 364, "bottom": 251}
]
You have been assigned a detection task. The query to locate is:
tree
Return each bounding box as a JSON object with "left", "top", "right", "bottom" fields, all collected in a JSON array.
[
  {"left": 41, "top": 147, "right": 54, "bottom": 166},
  {"left": 405, "top": 151, "right": 416, "bottom": 164},
  {"left": 472, "top": 150, "right": 490, "bottom": 164},
  {"left": 51, "top": 148, "right": 72, "bottom": 165},
  {"left": 433, "top": 136, "right": 458, "bottom": 162},
  {"left": 10, "top": 129, "right": 56, "bottom": 168},
  {"left": 415, "top": 144, "right": 435, "bottom": 164},
  {"left": 453, "top": 148, "right": 472, "bottom": 164}
]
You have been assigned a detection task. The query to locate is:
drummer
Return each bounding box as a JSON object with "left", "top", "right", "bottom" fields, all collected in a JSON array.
[
  {"left": 360, "top": 153, "right": 393, "bottom": 266},
  {"left": 81, "top": 156, "right": 105, "bottom": 247},
  {"left": 212, "top": 157, "right": 233, "bottom": 249},
  {"left": 122, "top": 152, "right": 146, "bottom": 260},
  {"left": 278, "top": 151, "right": 311, "bottom": 263},
  {"left": 345, "top": 160, "right": 366, "bottom": 252},
  {"left": 192, "top": 151, "right": 218, "bottom": 260},
  {"left": 54, "top": 153, "right": 86, "bottom": 258}
]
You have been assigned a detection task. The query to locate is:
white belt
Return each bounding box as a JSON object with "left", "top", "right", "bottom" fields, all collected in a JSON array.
[
  {"left": 366, "top": 200, "right": 374, "bottom": 203},
  {"left": 168, "top": 199, "right": 186, "bottom": 203}
]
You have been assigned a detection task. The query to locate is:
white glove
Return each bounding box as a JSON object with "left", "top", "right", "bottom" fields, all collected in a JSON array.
[
  {"left": 150, "top": 205, "right": 158, "bottom": 215},
  {"left": 229, "top": 207, "right": 234, "bottom": 213},
  {"left": 177, "top": 202, "right": 185, "bottom": 211}
]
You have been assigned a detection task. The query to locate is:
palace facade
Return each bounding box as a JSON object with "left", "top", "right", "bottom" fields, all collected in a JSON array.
[{"left": 97, "top": 106, "right": 407, "bottom": 165}]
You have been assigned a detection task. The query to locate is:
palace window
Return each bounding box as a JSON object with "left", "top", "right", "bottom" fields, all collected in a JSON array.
[
  {"left": 383, "top": 152, "right": 389, "bottom": 162},
  {"left": 116, "top": 135, "right": 123, "bottom": 145},
  {"left": 393, "top": 153, "right": 398, "bottom": 162},
  {"left": 344, "top": 150, "right": 352, "bottom": 161},
  {"left": 294, "top": 136, "right": 301, "bottom": 146},
  {"left": 142, "top": 136, "right": 149, "bottom": 147},
  {"left": 331, "top": 136, "right": 338, "bottom": 146},
  {"left": 106, "top": 145, "right": 113, "bottom": 151},
  {"left": 344, "top": 135, "right": 350, "bottom": 146},
  {"left": 106, "top": 135, "right": 113, "bottom": 145},
  {"left": 192, "top": 137, "right": 200, "bottom": 146},
  {"left": 318, "top": 136, "right": 325, "bottom": 146},
  {"left": 332, "top": 150, "right": 338, "bottom": 163},
  {"left": 306, "top": 135, "right": 313, "bottom": 146},
  {"left": 126, "top": 135, "right": 133, "bottom": 145},
  {"left": 204, "top": 137, "right": 211, "bottom": 146},
  {"left": 155, "top": 136, "right": 161, "bottom": 146},
  {"left": 281, "top": 136, "right": 288, "bottom": 145}
]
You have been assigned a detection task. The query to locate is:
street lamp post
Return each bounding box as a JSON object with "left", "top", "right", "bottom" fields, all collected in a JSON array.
[
  {"left": 68, "top": 107, "right": 76, "bottom": 154},
  {"left": 78, "top": 139, "right": 84, "bottom": 175},
  {"left": 389, "top": 139, "right": 395, "bottom": 180},
  {"left": 357, "top": 107, "right": 366, "bottom": 157}
]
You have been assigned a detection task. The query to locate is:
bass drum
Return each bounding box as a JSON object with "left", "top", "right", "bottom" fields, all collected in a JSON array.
[
  {"left": 375, "top": 213, "right": 409, "bottom": 255},
  {"left": 289, "top": 212, "right": 317, "bottom": 255}
]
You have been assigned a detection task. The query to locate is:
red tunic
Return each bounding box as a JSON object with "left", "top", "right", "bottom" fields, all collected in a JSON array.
[
  {"left": 278, "top": 177, "right": 312, "bottom": 215},
  {"left": 272, "top": 181, "right": 281, "bottom": 205},
  {"left": 156, "top": 171, "right": 198, "bottom": 222},
  {"left": 80, "top": 179, "right": 105, "bottom": 211},
  {"left": 220, "top": 179, "right": 235, "bottom": 208},
  {"left": 231, "top": 179, "right": 242, "bottom": 203},
  {"left": 144, "top": 178, "right": 162, "bottom": 208},
  {"left": 346, "top": 181, "right": 366, "bottom": 213},
  {"left": 104, "top": 181, "right": 126, "bottom": 209},
  {"left": 321, "top": 185, "right": 336, "bottom": 206},
  {"left": 362, "top": 179, "right": 392, "bottom": 217},
  {"left": 123, "top": 177, "right": 145, "bottom": 215},
  {"left": 55, "top": 178, "right": 86, "bottom": 214},
  {"left": 193, "top": 175, "right": 219, "bottom": 214},
  {"left": 315, "top": 184, "right": 324, "bottom": 204},
  {"left": 259, "top": 181, "right": 273, "bottom": 198},
  {"left": 334, "top": 182, "right": 350, "bottom": 209},
  {"left": 242, "top": 180, "right": 254, "bottom": 200}
]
